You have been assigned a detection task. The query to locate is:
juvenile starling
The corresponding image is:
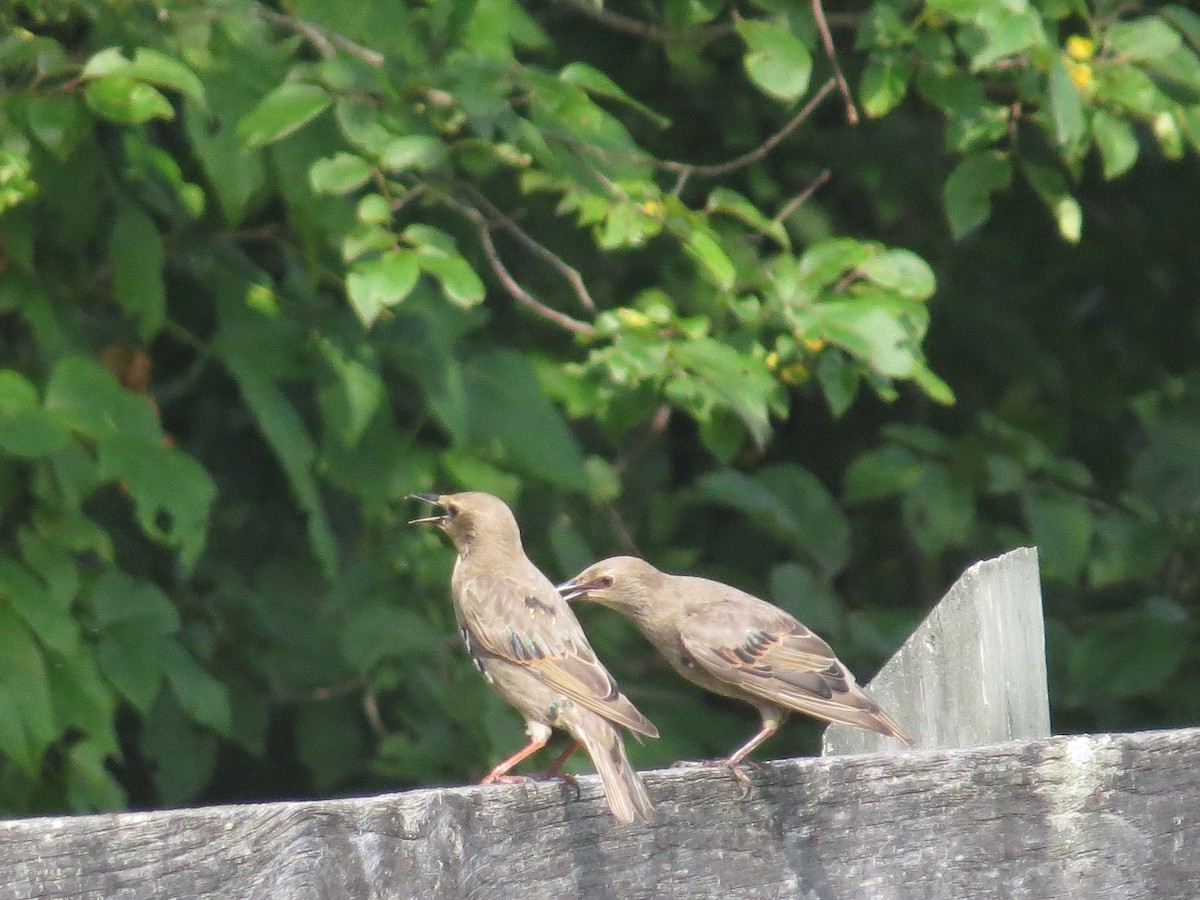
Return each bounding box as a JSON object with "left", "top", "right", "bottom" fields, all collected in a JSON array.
[
  {"left": 558, "top": 556, "right": 911, "bottom": 783},
  {"left": 410, "top": 493, "right": 658, "bottom": 823}
]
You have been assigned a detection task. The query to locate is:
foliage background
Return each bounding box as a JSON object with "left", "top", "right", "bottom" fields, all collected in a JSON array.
[{"left": 1, "top": 0, "right": 1198, "bottom": 812}]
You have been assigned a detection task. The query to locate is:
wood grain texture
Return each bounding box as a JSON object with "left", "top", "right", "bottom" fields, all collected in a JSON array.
[
  {"left": 4, "top": 727, "right": 1198, "bottom": 899},
  {"left": 825, "top": 547, "right": 1051, "bottom": 755}
]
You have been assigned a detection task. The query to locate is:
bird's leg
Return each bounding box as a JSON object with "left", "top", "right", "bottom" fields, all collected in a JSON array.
[
  {"left": 481, "top": 733, "right": 550, "bottom": 785},
  {"left": 538, "top": 739, "right": 582, "bottom": 800},
  {"left": 721, "top": 716, "right": 782, "bottom": 799}
]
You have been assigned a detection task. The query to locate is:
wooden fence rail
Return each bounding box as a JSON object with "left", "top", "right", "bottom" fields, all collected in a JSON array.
[
  {"left": 4, "top": 549, "right": 1197, "bottom": 899},
  {"left": 4, "top": 727, "right": 1199, "bottom": 899}
]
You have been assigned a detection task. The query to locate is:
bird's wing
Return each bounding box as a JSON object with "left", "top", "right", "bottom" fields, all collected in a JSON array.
[
  {"left": 458, "top": 572, "right": 659, "bottom": 738},
  {"left": 680, "top": 597, "right": 910, "bottom": 741}
]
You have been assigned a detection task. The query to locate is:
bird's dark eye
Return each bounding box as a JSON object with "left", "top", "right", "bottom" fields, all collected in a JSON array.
[
  {"left": 599, "top": 575, "right": 613, "bottom": 588},
  {"left": 446, "top": 504, "right": 459, "bottom": 518}
]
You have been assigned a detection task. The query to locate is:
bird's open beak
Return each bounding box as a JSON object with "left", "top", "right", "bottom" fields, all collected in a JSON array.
[
  {"left": 555, "top": 578, "right": 591, "bottom": 602},
  {"left": 408, "top": 493, "right": 447, "bottom": 526}
]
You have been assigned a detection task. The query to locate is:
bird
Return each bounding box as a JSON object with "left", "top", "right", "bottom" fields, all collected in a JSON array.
[
  {"left": 409, "top": 492, "right": 658, "bottom": 823},
  {"left": 557, "top": 555, "right": 911, "bottom": 786}
]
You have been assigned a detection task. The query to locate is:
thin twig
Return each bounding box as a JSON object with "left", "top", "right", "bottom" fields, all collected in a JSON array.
[
  {"left": 772, "top": 168, "right": 831, "bottom": 224},
  {"left": 659, "top": 79, "right": 837, "bottom": 180},
  {"left": 811, "top": 0, "right": 858, "bottom": 124},
  {"left": 434, "top": 192, "right": 594, "bottom": 334},
  {"left": 256, "top": 8, "right": 385, "bottom": 66},
  {"left": 463, "top": 188, "right": 597, "bottom": 312},
  {"left": 604, "top": 502, "right": 642, "bottom": 556},
  {"left": 475, "top": 223, "right": 595, "bottom": 335},
  {"left": 555, "top": 0, "right": 734, "bottom": 45}
]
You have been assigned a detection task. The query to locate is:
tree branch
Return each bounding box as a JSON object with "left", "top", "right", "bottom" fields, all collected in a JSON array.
[
  {"left": 554, "top": 0, "right": 735, "bottom": 45},
  {"left": 256, "top": 8, "right": 386, "bottom": 67},
  {"left": 811, "top": 0, "right": 859, "bottom": 124},
  {"left": 462, "top": 188, "right": 597, "bottom": 312},
  {"left": 773, "top": 168, "right": 831, "bottom": 224},
  {"left": 659, "top": 79, "right": 837, "bottom": 185}
]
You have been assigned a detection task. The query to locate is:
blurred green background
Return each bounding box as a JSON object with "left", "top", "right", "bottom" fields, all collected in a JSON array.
[{"left": 1, "top": 0, "right": 1198, "bottom": 812}]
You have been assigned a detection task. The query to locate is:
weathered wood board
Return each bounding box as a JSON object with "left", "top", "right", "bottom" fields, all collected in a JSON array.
[
  {"left": 4, "top": 727, "right": 1197, "bottom": 899},
  {"left": 825, "top": 546, "right": 1051, "bottom": 755}
]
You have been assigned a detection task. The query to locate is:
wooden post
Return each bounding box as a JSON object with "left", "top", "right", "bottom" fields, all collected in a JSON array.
[
  {"left": 2, "top": 728, "right": 1198, "bottom": 898},
  {"left": 824, "top": 547, "right": 1050, "bottom": 756}
]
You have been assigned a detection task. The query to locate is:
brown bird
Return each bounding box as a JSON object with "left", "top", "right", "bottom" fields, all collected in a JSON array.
[
  {"left": 409, "top": 492, "right": 658, "bottom": 823},
  {"left": 558, "top": 556, "right": 911, "bottom": 784}
]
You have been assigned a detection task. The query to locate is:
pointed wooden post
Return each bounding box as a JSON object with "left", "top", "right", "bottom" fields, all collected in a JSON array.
[{"left": 824, "top": 547, "right": 1051, "bottom": 755}]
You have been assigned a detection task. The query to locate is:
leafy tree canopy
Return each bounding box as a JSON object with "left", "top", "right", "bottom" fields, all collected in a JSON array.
[{"left": 1, "top": 0, "right": 1198, "bottom": 811}]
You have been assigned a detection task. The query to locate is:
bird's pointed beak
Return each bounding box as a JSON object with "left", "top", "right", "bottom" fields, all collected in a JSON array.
[
  {"left": 408, "top": 493, "right": 446, "bottom": 526},
  {"left": 555, "top": 577, "right": 590, "bottom": 602}
]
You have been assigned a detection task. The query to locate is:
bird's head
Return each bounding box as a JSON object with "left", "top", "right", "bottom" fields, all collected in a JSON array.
[
  {"left": 408, "top": 491, "right": 522, "bottom": 555},
  {"left": 557, "top": 556, "right": 664, "bottom": 613}
]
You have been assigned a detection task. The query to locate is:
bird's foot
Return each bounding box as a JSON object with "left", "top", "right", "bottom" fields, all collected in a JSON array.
[
  {"left": 722, "top": 760, "right": 756, "bottom": 800},
  {"left": 537, "top": 770, "right": 582, "bottom": 801},
  {"left": 480, "top": 770, "right": 582, "bottom": 800},
  {"left": 480, "top": 772, "right": 536, "bottom": 786}
]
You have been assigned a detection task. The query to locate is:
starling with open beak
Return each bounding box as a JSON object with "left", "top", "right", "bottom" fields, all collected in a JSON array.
[
  {"left": 410, "top": 493, "right": 658, "bottom": 823},
  {"left": 558, "top": 556, "right": 911, "bottom": 786}
]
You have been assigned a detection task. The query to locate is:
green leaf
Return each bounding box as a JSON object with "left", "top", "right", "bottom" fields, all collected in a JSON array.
[
  {"left": 1021, "top": 162, "right": 1082, "bottom": 243},
  {"left": 223, "top": 354, "right": 340, "bottom": 579},
  {"left": 316, "top": 338, "right": 386, "bottom": 446},
  {"left": 816, "top": 349, "right": 860, "bottom": 417},
  {"left": 0, "top": 560, "right": 79, "bottom": 655},
  {"left": 943, "top": 151, "right": 1013, "bottom": 238},
  {"left": 860, "top": 53, "right": 913, "bottom": 118},
  {"left": 737, "top": 19, "right": 813, "bottom": 102},
  {"left": 1092, "top": 111, "right": 1140, "bottom": 178},
  {"left": 238, "top": 82, "right": 331, "bottom": 148},
  {"left": 0, "top": 605, "right": 56, "bottom": 775},
  {"left": 462, "top": 349, "right": 588, "bottom": 491},
  {"left": 66, "top": 740, "right": 127, "bottom": 812},
  {"left": 901, "top": 463, "right": 975, "bottom": 556},
  {"left": 858, "top": 249, "right": 936, "bottom": 300},
  {"left": 1068, "top": 598, "right": 1194, "bottom": 699},
  {"left": 84, "top": 74, "right": 174, "bottom": 124},
  {"left": 164, "top": 641, "right": 232, "bottom": 736},
  {"left": 310, "top": 153, "right": 373, "bottom": 195},
  {"left": 47, "top": 648, "right": 118, "bottom": 756},
  {"left": 109, "top": 203, "right": 166, "bottom": 339},
  {"left": 25, "top": 94, "right": 90, "bottom": 160},
  {"left": 81, "top": 46, "right": 205, "bottom": 104},
  {"left": 684, "top": 229, "right": 736, "bottom": 290},
  {"left": 347, "top": 250, "right": 421, "bottom": 326},
  {"left": 843, "top": 445, "right": 925, "bottom": 503},
  {"left": 1022, "top": 488, "right": 1093, "bottom": 583},
  {"left": 559, "top": 62, "right": 670, "bottom": 127},
  {"left": 809, "top": 299, "right": 919, "bottom": 378},
  {"left": 45, "top": 356, "right": 161, "bottom": 443},
  {"left": 692, "top": 464, "right": 850, "bottom": 576},
  {"left": 417, "top": 251, "right": 486, "bottom": 308},
  {"left": 968, "top": 6, "right": 1048, "bottom": 70},
  {"left": 97, "top": 440, "right": 216, "bottom": 570},
  {"left": 1109, "top": 17, "right": 1183, "bottom": 62},
  {"left": 1048, "top": 58, "right": 1086, "bottom": 150},
  {"left": 341, "top": 606, "right": 440, "bottom": 670},
  {"left": 671, "top": 338, "right": 778, "bottom": 449},
  {"left": 142, "top": 691, "right": 217, "bottom": 804},
  {"left": 380, "top": 135, "right": 447, "bottom": 172},
  {"left": 705, "top": 187, "right": 789, "bottom": 247},
  {"left": 0, "top": 370, "right": 70, "bottom": 457}
]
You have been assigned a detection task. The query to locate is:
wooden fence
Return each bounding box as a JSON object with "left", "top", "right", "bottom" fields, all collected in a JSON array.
[{"left": 4, "top": 549, "right": 1198, "bottom": 899}]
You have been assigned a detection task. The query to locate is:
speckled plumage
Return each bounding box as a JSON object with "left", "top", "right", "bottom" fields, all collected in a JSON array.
[
  {"left": 411, "top": 493, "right": 656, "bottom": 823},
  {"left": 559, "top": 556, "right": 911, "bottom": 770}
]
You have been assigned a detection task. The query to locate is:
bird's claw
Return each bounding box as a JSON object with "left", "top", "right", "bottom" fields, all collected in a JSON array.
[{"left": 481, "top": 771, "right": 582, "bottom": 801}]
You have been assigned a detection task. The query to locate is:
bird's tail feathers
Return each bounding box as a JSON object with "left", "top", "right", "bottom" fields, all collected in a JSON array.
[{"left": 575, "top": 717, "right": 655, "bottom": 824}]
